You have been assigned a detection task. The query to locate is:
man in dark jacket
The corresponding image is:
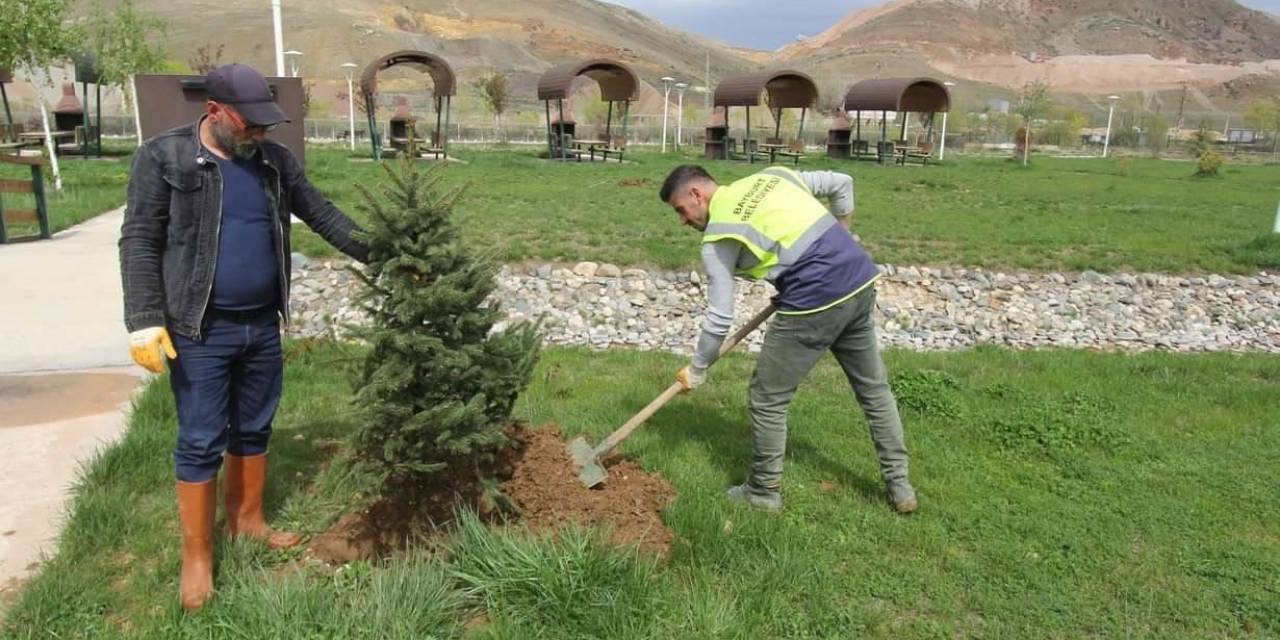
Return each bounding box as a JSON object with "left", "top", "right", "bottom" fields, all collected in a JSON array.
[{"left": 119, "top": 63, "right": 368, "bottom": 611}]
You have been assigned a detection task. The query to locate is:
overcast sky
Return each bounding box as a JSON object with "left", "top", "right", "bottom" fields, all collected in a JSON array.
[{"left": 604, "top": 0, "right": 1280, "bottom": 50}]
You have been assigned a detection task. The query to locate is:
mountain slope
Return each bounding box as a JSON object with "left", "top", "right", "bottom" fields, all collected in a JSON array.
[
  {"left": 125, "top": 0, "right": 753, "bottom": 114},
  {"left": 780, "top": 0, "right": 1280, "bottom": 63}
]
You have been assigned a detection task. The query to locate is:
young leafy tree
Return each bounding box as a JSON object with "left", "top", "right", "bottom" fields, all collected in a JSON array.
[
  {"left": 0, "top": 0, "right": 79, "bottom": 189},
  {"left": 83, "top": 0, "right": 167, "bottom": 107},
  {"left": 351, "top": 158, "right": 541, "bottom": 490},
  {"left": 1244, "top": 98, "right": 1280, "bottom": 160},
  {"left": 1014, "top": 80, "right": 1050, "bottom": 166},
  {"left": 473, "top": 71, "right": 509, "bottom": 142}
]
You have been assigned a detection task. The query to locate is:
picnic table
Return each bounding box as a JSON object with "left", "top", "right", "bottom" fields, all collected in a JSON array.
[
  {"left": 756, "top": 141, "right": 787, "bottom": 164},
  {"left": 571, "top": 137, "right": 625, "bottom": 163},
  {"left": 17, "top": 130, "right": 76, "bottom": 157}
]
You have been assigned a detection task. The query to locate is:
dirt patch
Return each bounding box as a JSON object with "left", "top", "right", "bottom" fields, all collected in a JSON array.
[
  {"left": 0, "top": 373, "right": 140, "bottom": 428},
  {"left": 503, "top": 425, "right": 675, "bottom": 554},
  {"left": 307, "top": 424, "right": 675, "bottom": 563},
  {"left": 618, "top": 177, "right": 652, "bottom": 188}
]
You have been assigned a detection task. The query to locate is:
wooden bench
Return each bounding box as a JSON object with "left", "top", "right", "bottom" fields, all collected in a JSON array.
[
  {"left": 898, "top": 142, "right": 934, "bottom": 166},
  {"left": 774, "top": 139, "right": 806, "bottom": 165},
  {"left": 0, "top": 154, "right": 51, "bottom": 243},
  {"left": 600, "top": 136, "right": 627, "bottom": 163}
]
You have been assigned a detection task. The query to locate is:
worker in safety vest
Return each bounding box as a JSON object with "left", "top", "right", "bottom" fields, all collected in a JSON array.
[{"left": 659, "top": 164, "right": 917, "bottom": 514}]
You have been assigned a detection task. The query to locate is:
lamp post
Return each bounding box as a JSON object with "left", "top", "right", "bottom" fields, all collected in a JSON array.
[
  {"left": 271, "top": 0, "right": 285, "bottom": 77},
  {"left": 660, "top": 76, "right": 675, "bottom": 152},
  {"left": 939, "top": 80, "right": 956, "bottom": 161},
  {"left": 1103, "top": 94, "right": 1119, "bottom": 158},
  {"left": 674, "top": 82, "right": 688, "bottom": 150},
  {"left": 284, "top": 50, "right": 303, "bottom": 77},
  {"left": 341, "top": 62, "right": 358, "bottom": 151}
]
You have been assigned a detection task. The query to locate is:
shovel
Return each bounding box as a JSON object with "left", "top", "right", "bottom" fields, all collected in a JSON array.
[{"left": 568, "top": 304, "right": 777, "bottom": 488}]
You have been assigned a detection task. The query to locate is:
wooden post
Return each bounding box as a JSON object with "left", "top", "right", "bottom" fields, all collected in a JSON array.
[
  {"left": 365, "top": 91, "right": 381, "bottom": 161},
  {"left": 80, "top": 81, "right": 89, "bottom": 158},
  {"left": 544, "top": 100, "right": 554, "bottom": 158},
  {"left": 95, "top": 82, "right": 102, "bottom": 157},
  {"left": 557, "top": 98, "right": 566, "bottom": 160},
  {"left": 444, "top": 96, "right": 452, "bottom": 157},
  {"left": 856, "top": 110, "right": 861, "bottom": 156},
  {"left": 32, "top": 163, "right": 50, "bottom": 239},
  {"left": 435, "top": 95, "right": 443, "bottom": 158},
  {"left": 0, "top": 82, "right": 12, "bottom": 141},
  {"left": 746, "top": 106, "right": 752, "bottom": 164}
]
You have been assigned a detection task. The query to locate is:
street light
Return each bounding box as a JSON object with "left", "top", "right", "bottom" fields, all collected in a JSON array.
[
  {"left": 285, "top": 50, "right": 303, "bottom": 77},
  {"left": 660, "top": 76, "right": 675, "bottom": 152},
  {"left": 341, "top": 62, "right": 359, "bottom": 151},
  {"left": 940, "top": 81, "right": 956, "bottom": 161},
  {"left": 674, "top": 82, "right": 689, "bottom": 150},
  {"left": 1103, "top": 95, "right": 1120, "bottom": 158}
]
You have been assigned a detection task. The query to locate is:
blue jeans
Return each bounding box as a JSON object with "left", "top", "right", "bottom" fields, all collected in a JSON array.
[{"left": 169, "top": 308, "right": 283, "bottom": 482}]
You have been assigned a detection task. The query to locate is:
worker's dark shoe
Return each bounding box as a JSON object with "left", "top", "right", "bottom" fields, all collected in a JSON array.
[
  {"left": 725, "top": 483, "right": 783, "bottom": 512},
  {"left": 887, "top": 482, "right": 918, "bottom": 514}
]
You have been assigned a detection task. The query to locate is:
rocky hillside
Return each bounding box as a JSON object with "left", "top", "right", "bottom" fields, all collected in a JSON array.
[
  {"left": 123, "top": 0, "right": 754, "bottom": 114},
  {"left": 780, "top": 0, "right": 1280, "bottom": 63}
]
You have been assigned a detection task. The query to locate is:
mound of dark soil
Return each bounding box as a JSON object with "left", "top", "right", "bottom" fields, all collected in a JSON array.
[{"left": 306, "top": 424, "right": 675, "bottom": 563}]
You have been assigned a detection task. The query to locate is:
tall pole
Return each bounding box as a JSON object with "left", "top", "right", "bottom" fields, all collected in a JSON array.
[
  {"left": 704, "top": 51, "right": 710, "bottom": 111},
  {"left": 1103, "top": 95, "right": 1118, "bottom": 158},
  {"left": 675, "top": 82, "right": 687, "bottom": 150},
  {"left": 271, "top": 0, "right": 285, "bottom": 77},
  {"left": 342, "top": 63, "right": 358, "bottom": 151},
  {"left": 940, "top": 81, "right": 955, "bottom": 160},
  {"left": 660, "top": 76, "right": 674, "bottom": 153}
]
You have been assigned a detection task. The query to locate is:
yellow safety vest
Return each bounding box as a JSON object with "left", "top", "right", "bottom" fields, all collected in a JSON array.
[{"left": 702, "top": 166, "right": 837, "bottom": 281}]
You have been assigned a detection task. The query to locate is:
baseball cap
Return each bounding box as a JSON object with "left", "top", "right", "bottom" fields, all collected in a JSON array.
[{"left": 205, "top": 63, "right": 290, "bottom": 126}]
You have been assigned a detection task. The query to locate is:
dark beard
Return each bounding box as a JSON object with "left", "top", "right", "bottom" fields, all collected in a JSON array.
[{"left": 211, "top": 120, "right": 260, "bottom": 159}]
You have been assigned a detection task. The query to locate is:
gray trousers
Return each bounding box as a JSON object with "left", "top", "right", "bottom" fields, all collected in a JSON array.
[{"left": 747, "top": 285, "right": 909, "bottom": 491}]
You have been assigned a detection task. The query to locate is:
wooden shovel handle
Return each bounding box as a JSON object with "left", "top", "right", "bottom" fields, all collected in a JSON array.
[
  {"left": 714, "top": 303, "right": 776, "bottom": 360},
  {"left": 594, "top": 304, "right": 776, "bottom": 457}
]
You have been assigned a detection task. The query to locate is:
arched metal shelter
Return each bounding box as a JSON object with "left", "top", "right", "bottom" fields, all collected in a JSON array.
[
  {"left": 840, "top": 77, "right": 950, "bottom": 163},
  {"left": 710, "top": 70, "right": 818, "bottom": 163},
  {"left": 537, "top": 59, "right": 638, "bottom": 161},
  {"left": 360, "top": 50, "right": 456, "bottom": 161}
]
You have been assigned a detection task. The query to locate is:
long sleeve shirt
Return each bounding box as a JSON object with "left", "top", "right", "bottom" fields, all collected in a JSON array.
[{"left": 691, "top": 170, "right": 865, "bottom": 369}]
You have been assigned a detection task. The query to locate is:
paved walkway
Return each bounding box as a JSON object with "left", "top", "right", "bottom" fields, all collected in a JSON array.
[{"left": 0, "top": 207, "right": 143, "bottom": 590}]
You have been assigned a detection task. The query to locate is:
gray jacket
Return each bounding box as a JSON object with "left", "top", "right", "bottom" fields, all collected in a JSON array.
[{"left": 119, "top": 119, "right": 368, "bottom": 339}]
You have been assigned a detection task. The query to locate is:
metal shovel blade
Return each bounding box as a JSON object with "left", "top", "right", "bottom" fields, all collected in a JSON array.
[{"left": 567, "top": 436, "right": 608, "bottom": 488}]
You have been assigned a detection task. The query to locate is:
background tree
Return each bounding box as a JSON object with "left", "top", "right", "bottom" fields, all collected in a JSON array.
[
  {"left": 187, "top": 43, "right": 225, "bottom": 75},
  {"left": 1244, "top": 98, "right": 1280, "bottom": 160},
  {"left": 1014, "top": 80, "right": 1050, "bottom": 166},
  {"left": 84, "top": 0, "right": 167, "bottom": 105},
  {"left": 0, "top": 0, "right": 79, "bottom": 189},
  {"left": 1144, "top": 113, "right": 1170, "bottom": 156},
  {"left": 351, "top": 159, "right": 541, "bottom": 491},
  {"left": 472, "top": 71, "right": 509, "bottom": 143}
]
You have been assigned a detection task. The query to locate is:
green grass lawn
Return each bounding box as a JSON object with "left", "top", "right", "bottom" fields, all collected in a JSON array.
[
  {"left": 298, "top": 146, "right": 1280, "bottom": 273},
  {"left": 4, "top": 342, "right": 1277, "bottom": 638},
  {"left": 5, "top": 143, "right": 1276, "bottom": 272},
  {"left": 0, "top": 153, "right": 131, "bottom": 237}
]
